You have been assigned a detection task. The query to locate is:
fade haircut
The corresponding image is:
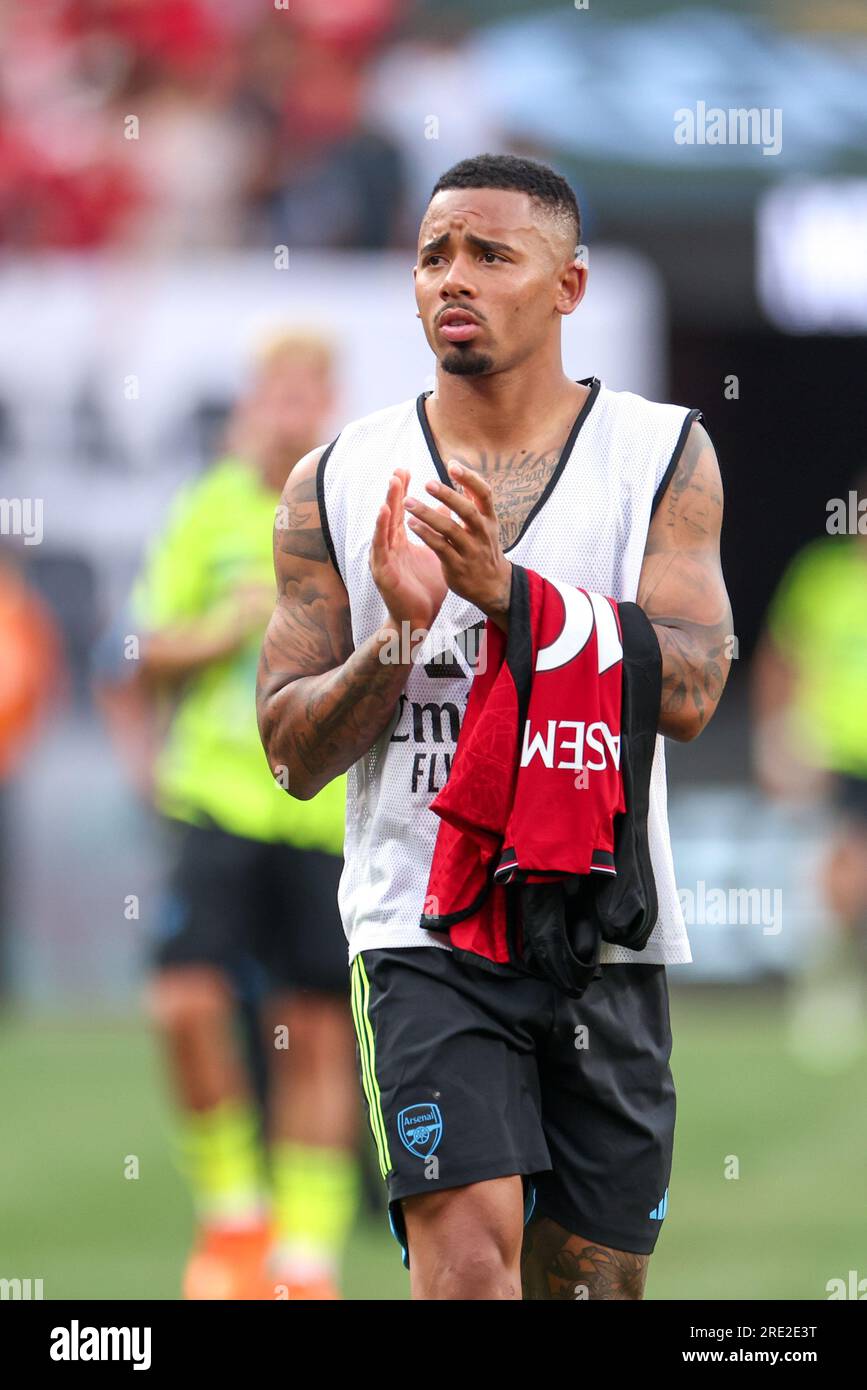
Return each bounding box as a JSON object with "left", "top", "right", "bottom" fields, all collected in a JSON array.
[{"left": 429, "top": 153, "right": 582, "bottom": 255}]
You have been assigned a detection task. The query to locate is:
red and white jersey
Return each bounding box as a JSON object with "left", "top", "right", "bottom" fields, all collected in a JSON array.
[
  {"left": 421, "top": 573, "right": 630, "bottom": 967},
  {"left": 318, "top": 377, "right": 701, "bottom": 965}
]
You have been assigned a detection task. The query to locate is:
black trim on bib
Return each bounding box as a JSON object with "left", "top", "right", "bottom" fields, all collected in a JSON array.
[
  {"left": 315, "top": 436, "right": 342, "bottom": 579},
  {"left": 649, "top": 408, "right": 704, "bottom": 520},
  {"left": 502, "top": 562, "right": 532, "bottom": 969},
  {"left": 505, "top": 561, "right": 533, "bottom": 754},
  {"left": 415, "top": 377, "right": 602, "bottom": 555},
  {"left": 418, "top": 856, "right": 500, "bottom": 930}
]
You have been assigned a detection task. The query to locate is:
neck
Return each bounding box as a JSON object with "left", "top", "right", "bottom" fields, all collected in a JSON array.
[{"left": 428, "top": 342, "right": 583, "bottom": 450}]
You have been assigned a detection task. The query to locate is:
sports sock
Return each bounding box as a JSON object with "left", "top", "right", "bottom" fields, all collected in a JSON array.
[
  {"left": 269, "top": 1141, "right": 360, "bottom": 1279},
  {"left": 175, "top": 1098, "right": 268, "bottom": 1227}
]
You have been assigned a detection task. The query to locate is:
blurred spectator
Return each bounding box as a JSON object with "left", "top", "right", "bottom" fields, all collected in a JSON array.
[
  {"left": 95, "top": 328, "right": 359, "bottom": 1300},
  {"left": 287, "top": 0, "right": 405, "bottom": 56},
  {"left": 752, "top": 471, "right": 867, "bottom": 1065},
  {"left": 0, "top": 0, "right": 142, "bottom": 249},
  {"left": 115, "top": 54, "right": 258, "bottom": 251},
  {"left": 363, "top": 13, "right": 504, "bottom": 241},
  {"left": 0, "top": 550, "right": 63, "bottom": 994},
  {"left": 2, "top": 0, "right": 866, "bottom": 252},
  {"left": 249, "top": 29, "right": 407, "bottom": 249},
  {"left": 0, "top": 550, "right": 62, "bottom": 781},
  {"left": 753, "top": 478, "right": 867, "bottom": 829},
  {"left": 0, "top": 0, "right": 408, "bottom": 251}
]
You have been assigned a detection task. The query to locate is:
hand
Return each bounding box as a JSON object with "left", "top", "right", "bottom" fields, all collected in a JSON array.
[
  {"left": 370, "top": 468, "right": 448, "bottom": 633},
  {"left": 403, "top": 462, "right": 511, "bottom": 622},
  {"left": 223, "top": 582, "right": 276, "bottom": 642}
]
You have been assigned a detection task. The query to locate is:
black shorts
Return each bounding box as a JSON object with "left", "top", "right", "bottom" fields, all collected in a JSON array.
[
  {"left": 350, "top": 946, "right": 676, "bottom": 1263},
  {"left": 151, "top": 818, "right": 348, "bottom": 995}
]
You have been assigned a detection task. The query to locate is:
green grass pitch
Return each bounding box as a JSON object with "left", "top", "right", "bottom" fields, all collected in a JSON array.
[{"left": 1, "top": 987, "right": 863, "bottom": 1300}]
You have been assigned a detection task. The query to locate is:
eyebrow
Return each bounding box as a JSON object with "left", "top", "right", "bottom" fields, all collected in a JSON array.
[{"left": 419, "top": 230, "right": 517, "bottom": 258}]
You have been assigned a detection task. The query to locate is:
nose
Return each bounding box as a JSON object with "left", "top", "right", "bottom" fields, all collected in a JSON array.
[{"left": 438, "top": 248, "right": 478, "bottom": 303}]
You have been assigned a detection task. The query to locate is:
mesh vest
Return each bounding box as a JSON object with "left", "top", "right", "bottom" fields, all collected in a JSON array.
[{"left": 319, "top": 377, "right": 701, "bottom": 965}]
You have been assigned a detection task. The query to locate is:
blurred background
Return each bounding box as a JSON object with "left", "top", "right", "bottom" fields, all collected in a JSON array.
[{"left": 1, "top": 0, "right": 866, "bottom": 1300}]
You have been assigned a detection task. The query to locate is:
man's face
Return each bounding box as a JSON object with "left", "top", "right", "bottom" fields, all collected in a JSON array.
[
  {"left": 413, "top": 187, "right": 584, "bottom": 378},
  {"left": 248, "top": 357, "right": 333, "bottom": 450}
]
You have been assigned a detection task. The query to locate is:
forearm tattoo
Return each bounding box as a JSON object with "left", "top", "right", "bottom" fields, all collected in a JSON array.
[{"left": 256, "top": 462, "right": 408, "bottom": 792}]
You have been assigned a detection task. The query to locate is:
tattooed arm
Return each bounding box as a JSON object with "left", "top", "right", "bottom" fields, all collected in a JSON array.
[
  {"left": 636, "top": 420, "right": 733, "bottom": 742},
  {"left": 256, "top": 454, "right": 444, "bottom": 800}
]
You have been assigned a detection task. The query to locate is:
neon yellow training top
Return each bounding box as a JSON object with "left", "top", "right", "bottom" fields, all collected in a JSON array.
[
  {"left": 767, "top": 536, "right": 867, "bottom": 778},
  {"left": 130, "top": 457, "right": 346, "bottom": 853}
]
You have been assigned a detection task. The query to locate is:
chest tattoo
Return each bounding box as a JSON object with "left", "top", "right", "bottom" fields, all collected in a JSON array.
[{"left": 449, "top": 447, "right": 564, "bottom": 550}]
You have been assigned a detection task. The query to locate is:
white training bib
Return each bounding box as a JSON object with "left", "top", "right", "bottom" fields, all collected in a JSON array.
[{"left": 319, "top": 377, "right": 700, "bottom": 966}]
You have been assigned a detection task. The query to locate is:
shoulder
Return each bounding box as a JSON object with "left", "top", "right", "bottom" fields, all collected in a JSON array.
[
  {"left": 592, "top": 384, "right": 713, "bottom": 513},
  {"left": 644, "top": 415, "right": 723, "bottom": 554},
  {"left": 285, "top": 399, "right": 418, "bottom": 498},
  {"left": 280, "top": 444, "right": 329, "bottom": 498},
  {"left": 593, "top": 383, "right": 707, "bottom": 493},
  {"left": 594, "top": 381, "right": 701, "bottom": 438},
  {"left": 321, "top": 395, "right": 420, "bottom": 475}
]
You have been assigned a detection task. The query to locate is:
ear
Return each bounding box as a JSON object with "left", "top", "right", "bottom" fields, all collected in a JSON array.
[{"left": 557, "top": 260, "right": 588, "bottom": 318}]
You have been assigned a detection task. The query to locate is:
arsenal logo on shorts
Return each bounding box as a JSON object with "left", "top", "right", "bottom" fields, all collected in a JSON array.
[{"left": 397, "top": 1103, "right": 444, "bottom": 1159}]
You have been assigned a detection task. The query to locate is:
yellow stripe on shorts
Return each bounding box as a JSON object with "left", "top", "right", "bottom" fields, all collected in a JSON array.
[{"left": 350, "top": 955, "right": 392, "bottom": 1179}]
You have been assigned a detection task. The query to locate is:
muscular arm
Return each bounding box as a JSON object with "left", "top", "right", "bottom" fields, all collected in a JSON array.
[
  {"left": 255, "top": 450, "right": 416, "bottom": 800},
  {"left": 636, "top": 419, "right": 733, "bottom": 742}
]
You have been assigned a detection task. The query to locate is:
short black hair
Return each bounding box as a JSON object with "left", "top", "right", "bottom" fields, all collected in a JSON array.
[{"left": 429, "top": 153, "right": 581, "bottom": 250}]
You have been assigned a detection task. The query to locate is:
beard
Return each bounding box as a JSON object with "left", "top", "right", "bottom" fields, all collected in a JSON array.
[{"left": 441, "top": 346, "right": 494, "bottom": 376}]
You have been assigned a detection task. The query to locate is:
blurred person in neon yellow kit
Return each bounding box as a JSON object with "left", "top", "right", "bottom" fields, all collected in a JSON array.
[
  {"left": 127, "top": 330, "right": 359, "bottom": 1299},
  {"left": 752, "top": 468, "right": 867, "bottom": 1066}
]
